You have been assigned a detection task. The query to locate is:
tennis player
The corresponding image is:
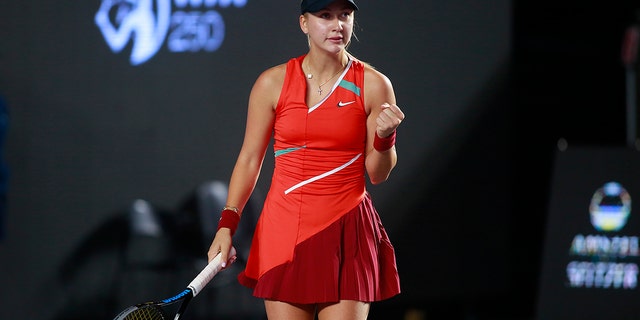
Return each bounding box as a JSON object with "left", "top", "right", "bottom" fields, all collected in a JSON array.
[{"left": 208, "top": 0, "right": 405, "bottom": 318}]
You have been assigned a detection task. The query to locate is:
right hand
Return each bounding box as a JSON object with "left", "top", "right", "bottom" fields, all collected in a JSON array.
[{"left": 207, "top": 228, "right": 236, "bottom": 268}]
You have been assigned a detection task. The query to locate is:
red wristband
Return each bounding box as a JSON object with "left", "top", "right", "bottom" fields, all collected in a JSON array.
[
  {"left": 217, "top": 209, "right": 240, "bottom": 236},
  {"left": 374, "top": 130, "right": 396, "bottom": 151}
]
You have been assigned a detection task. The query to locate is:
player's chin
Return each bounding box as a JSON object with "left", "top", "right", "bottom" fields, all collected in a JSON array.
[{"left": 324, "top": 42, "right": 346, "bottom": 52}]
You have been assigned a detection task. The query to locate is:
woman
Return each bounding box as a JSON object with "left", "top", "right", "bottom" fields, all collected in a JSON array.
[{"left": 208, "top": 0, "right": 405, "bottom": 318}]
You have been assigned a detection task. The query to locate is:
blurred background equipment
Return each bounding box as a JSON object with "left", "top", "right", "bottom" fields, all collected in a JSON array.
[{"left": 54, "top": 181, "right": 264, "bottom": 319}]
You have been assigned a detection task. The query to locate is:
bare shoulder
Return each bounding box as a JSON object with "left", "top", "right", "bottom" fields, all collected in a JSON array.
[
  {"left": 250, "top": 63, "right": 287, "bottom": 106},
  {"left": 362, "top": 62, "right": 396, "bottom": 109},
  {"left": 362, "top": 61, "right": 392, "bottom": 85},
  {"left": 254, "top": 63, "right": 287, "bottom": 92}
]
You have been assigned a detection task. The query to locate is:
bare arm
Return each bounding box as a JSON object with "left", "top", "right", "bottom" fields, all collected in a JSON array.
[
  {"left": 364, "top": 67, "right": 405, "bottom": 185},
  {"left": 207, "top": 64, "right": 285, "bottom": 264}
]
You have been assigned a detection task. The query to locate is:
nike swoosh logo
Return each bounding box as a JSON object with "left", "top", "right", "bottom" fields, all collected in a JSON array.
[{"left": 337, "top": 101, "right": 355, "bottom": 107}]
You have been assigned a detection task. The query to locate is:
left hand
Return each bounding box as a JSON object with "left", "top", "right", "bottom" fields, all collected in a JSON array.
[{"left": 376, "top": 103, "right": 405, "bottom": 138}]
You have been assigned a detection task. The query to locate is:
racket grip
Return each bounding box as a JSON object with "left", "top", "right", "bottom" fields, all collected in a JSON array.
[{"left": 188, "top": 246, "right": 237, "bottom": 296}]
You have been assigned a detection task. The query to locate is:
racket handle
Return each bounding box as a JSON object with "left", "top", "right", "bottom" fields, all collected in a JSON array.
[{"left": 188, "top": 246, "right": 237, "bottom": 296}]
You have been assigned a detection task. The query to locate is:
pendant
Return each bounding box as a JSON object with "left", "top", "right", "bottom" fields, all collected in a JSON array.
[{"left": 317, "top": 87, "right": 323, "bottom": 95}]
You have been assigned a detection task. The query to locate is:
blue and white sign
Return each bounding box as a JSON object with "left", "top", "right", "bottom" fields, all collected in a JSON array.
[{"left": 95, "top": 0, "right": 247, "bottom": 65}]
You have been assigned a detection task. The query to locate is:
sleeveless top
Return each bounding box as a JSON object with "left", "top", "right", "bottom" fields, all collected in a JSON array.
[{"left": 239, "top": 54, "right": 368, "bottom": 282}]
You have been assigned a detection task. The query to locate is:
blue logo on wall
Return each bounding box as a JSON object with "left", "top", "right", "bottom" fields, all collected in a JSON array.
[
  {"left": 95, "top": 0, "right": 247, "bottom": 65},
  {"left": 589, "top": 181, "right": 632, "bottom": 232}
]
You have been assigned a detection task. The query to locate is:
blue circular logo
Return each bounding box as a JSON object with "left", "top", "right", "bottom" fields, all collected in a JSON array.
[{"left": 589, "top": 182, "right": 632, "bottom": 232}]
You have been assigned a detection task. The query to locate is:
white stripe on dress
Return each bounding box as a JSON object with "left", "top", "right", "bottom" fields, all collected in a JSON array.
[{"left": 284, "top": 153, "right": 362, "bottom": 194}]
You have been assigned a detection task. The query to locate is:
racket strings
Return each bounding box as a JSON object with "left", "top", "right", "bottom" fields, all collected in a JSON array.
[{"left": 116, "top": 305, "right": 168, "bottom": 320}]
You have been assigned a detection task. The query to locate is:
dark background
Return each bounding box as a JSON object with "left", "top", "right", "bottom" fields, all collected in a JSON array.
[{"left": 1, "top": 1, "right": 639, "bottom": 319}]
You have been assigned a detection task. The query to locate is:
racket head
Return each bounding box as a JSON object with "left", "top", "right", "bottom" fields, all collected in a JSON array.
[
  {"left": 113, "top": 249, "right": 235, "bottom": 320},
  {"left": 113, "top": 304, "right": 168, "bottom": 320},
  {"left": 113, "top": 289, "right": 192, "bottom": 320}
]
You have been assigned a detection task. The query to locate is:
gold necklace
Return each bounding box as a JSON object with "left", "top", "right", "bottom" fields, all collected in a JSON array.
[{"left": 306, "top": 65, "right": 345, "bottom": 96}]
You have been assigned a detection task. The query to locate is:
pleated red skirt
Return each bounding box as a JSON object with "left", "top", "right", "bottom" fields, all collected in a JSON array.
[{"left": 237, "top": 193, "right": 401, "bottom": 304}]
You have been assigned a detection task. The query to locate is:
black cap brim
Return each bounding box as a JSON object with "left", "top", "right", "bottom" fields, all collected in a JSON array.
[{"left": 301, "top": 0, "right": 358, "bottom": 14}]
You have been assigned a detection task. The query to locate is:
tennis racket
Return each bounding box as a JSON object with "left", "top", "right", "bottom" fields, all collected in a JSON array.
[{"left": 113, "top": 246, "right": 237, "bottom": 320}]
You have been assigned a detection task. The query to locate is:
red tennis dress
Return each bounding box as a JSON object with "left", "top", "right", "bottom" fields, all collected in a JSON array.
[{"left": 237, "top": 54, "right": 401, "bottom": 303}]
